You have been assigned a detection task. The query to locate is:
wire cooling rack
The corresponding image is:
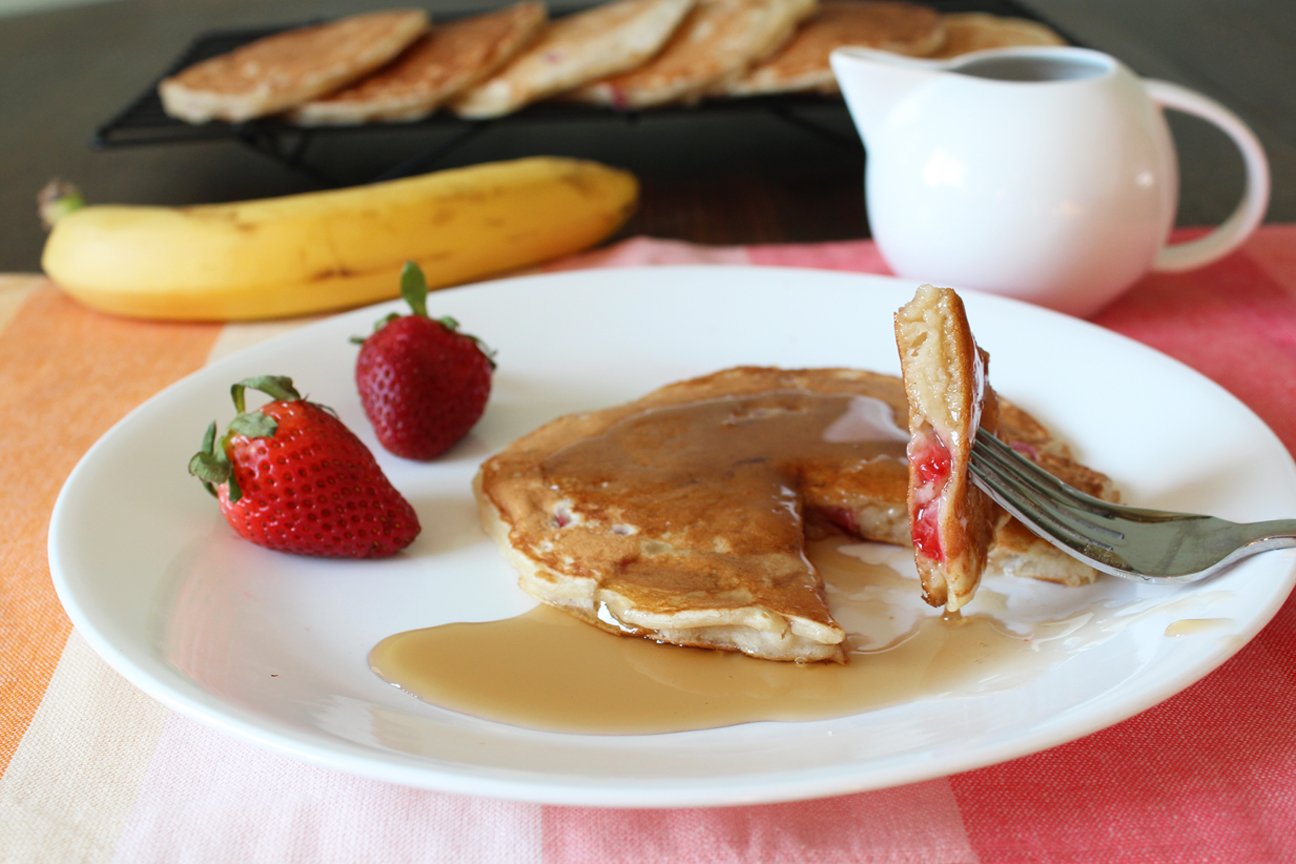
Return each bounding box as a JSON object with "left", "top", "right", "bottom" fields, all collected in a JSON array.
[{"left": 92, "top": 0, "right": 1074, "bottom": 181}]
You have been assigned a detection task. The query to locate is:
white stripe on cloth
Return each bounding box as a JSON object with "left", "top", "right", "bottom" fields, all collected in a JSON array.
[
  {"left": 110, "top": 711, "right": 544, "bottom": 864},
  {"left": 540, "top": 777, "right": 981, "bottom": 864},
  {"left": 0, "top": 630, "right": 169, "bottom": 864},
  {"left": 206, "top": 316, "right": 326, "bottom": 365}
]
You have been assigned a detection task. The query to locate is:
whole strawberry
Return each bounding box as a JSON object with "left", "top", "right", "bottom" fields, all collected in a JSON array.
[
  {"left": 354, "top": 262, "right": 495, "bottom": 460},
  {"left": 188, "top": 376, "right": 420, "bottom": 558}
]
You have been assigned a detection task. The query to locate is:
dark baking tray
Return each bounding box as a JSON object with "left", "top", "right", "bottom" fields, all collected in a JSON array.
[{"left": 92, "top": 0, "right": 1075, "bottom": 179}]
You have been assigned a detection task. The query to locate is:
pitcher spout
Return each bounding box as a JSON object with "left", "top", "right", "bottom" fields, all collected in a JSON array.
[{"left": 830, "top": 47, "right": 944, "bottom": 145}]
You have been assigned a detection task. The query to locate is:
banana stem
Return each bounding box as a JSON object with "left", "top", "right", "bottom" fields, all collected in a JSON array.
[{"left": 38, "top": 179, "right": 86, "bottom": 231}]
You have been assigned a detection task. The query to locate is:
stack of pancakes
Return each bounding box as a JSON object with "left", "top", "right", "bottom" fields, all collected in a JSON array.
[{"left": 159, "top": 0, "right": 1065, "bottom": 125}]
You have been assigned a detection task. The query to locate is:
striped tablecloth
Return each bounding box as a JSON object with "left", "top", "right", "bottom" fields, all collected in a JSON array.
[{"left": 3, "top": 228, "right": 1296, "bottom": 863}]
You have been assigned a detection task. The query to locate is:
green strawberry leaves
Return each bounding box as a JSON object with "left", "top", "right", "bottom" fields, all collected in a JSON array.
[
  {"left": 231, "top": 375, "right": 301, "bottom": 413},
  {"left": 350, "top": 263, "right": 498, "bottom": 369},
  {"left": 228, "top": 412, "right": 277, "bottom": 438},
  {"left": 400, "top": 260, "right": 430, "bottom": 318},
  {"left": 188, "top": 420, "right": 232, "bottom": 500},
  {"left": 351, "top": 262, "right": 429, "bottom": 344},
  {"left": 37, "top": 178, "right": 87, "bottom": 231},
  {"left": 189, "top": 375, "right": 303, "bottom": 504},
  {"left": 351, "top": 313, "right": 400, "bottom": 344}
]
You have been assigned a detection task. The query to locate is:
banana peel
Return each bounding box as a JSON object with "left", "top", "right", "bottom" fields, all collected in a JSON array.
[{"left": 41, "top": 157, "right": 638, "bottom": 321}]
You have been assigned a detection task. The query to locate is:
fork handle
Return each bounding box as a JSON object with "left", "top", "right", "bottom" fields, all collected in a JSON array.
[
  {"left": 1238, "top": 520, "right": 1296, "bottom": 541},
  {"left": 1210, "top": 519, "right": 1296, "bottom": 576},
  {"left": 1238, "top": 519, "right": 1296, "bottom": 547}
]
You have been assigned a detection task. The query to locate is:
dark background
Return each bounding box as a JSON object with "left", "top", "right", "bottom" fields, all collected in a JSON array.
[{"left": 1, "top": 0, "right": 1293, "bottom": 272}]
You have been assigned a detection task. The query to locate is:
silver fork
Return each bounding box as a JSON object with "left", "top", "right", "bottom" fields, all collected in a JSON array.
[{"left": 969, "top": 432, "right": 1296, "bottom": 583}]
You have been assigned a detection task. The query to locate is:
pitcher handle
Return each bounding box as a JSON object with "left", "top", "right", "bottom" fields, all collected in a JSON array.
[{"left": 1145, "top": 79, "right": 1270, "bottom": 273}]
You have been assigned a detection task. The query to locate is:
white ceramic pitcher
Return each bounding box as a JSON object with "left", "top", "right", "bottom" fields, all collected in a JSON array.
[{"left": 829, "top": 46, "right": 1270, "bottom": 317}]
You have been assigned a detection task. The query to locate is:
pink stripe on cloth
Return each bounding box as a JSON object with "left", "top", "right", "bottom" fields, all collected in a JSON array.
[
  {"left": 746, "top": 239, "right": 893, "bottom": 274},
  {"left": 540, "top": 779, "right": 977, "bottom": 864},
  {"left": 951, "top": 592, "right": 1296, "bottom": 862},
  {"left": 111, "top": 713, "right": 543, "bottom": 864},
  {"left": 542, "top": 235, "right": 893, "bottom": 276},
  {"left": 1239, "top": 224, "right": 1296, "bottom": 297},
  {"left": 948, "top": 234, "right": 1296, "bottom": 863},
  {"left": 542, "top": 236, "right": 751, "bottom": 271}
]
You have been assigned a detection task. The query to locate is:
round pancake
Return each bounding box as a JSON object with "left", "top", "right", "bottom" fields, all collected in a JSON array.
[
  {"left": 477, "top": 367, "right": 915, "bottom": 663},
  {"left": 159, "top": 9, "right": 429, "bottom": 123},
  {"left": 571, "top": 0, "right": 817, "bottom": 110},
  {"left": 451, "top": 0, "right": 697, "bottom": 118},
  {"left": 725, "top": 0, "right": 944, "bottom": 96},
  {"left": 932, "top": 12, "right": 1066, "bottom": 59},
  {"left": 289, "top": 3, "right": 546, "bottom": 126}
]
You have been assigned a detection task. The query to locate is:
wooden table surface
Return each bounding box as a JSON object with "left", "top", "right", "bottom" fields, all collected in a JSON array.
[{"left": 1, "top": 0, "right": 1294, "bottom": 274}]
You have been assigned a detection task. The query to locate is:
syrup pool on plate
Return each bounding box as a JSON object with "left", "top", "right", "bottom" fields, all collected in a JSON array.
[{"left": 369, "top": 536, "right": 1164, "bottom": 735}]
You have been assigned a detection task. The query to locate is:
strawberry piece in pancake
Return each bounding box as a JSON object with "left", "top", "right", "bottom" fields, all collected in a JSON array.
[{"left": 895, "top": 285, "right": 1004, "bottom": 611}]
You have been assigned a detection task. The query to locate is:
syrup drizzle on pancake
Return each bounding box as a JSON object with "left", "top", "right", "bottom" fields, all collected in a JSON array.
[
  {"left": 479, "top": 374, "right": 927, "bottom": 663},
  {"left": 531, "top": 391, "right": 908, "bottom": 631}
]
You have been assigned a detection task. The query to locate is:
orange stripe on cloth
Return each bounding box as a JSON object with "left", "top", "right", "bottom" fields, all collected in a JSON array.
[{"left": 0, "top": 283, "right": 221, "bottom": 774}]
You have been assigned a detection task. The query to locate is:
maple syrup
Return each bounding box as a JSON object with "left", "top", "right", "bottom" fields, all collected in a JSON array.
[{"left": 370, "top": 538, "right": 1051, "bottom": 735}]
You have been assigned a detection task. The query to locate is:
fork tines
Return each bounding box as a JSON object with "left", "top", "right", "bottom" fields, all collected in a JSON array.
[{"left": 969, "top": 432, "right": 1124, "bottom": 558}]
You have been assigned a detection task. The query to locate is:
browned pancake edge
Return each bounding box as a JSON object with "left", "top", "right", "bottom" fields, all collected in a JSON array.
[{"left": 159, "top": 9, "right": 429, "bottom": 123}]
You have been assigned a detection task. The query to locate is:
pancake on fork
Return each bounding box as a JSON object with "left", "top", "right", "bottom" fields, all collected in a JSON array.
[
  {"left": 570, "top": 0, "right": 817, "bottom": 110},
  {"left": 723, "top": 0, "right": 944, "bottom": 97},
  {"left": 159, "top": 9, "right": 428, "bottom": 123},
  {"left": 451, "top": 0, "right": 697, "bottom": 119},
  {"left": 895, "top": 285, "right": 1005, "bottom": 612},
  {"left": 288, "top": 3, "right": 546, "bottom": 125}
]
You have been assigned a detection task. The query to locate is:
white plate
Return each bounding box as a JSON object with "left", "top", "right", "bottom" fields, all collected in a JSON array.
[{"left": 50, "top": 266, "right": 1296, "bottom": 807}]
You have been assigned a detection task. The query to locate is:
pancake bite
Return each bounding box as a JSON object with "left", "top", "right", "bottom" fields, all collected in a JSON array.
[{"left": 895, "top": 285, "right": 1004, "bottom": 612}]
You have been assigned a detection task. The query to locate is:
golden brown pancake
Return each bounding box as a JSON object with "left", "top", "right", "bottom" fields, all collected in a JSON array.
[
  {"left": 723, "top": 0, "right": 944, "bottom": 96},
  {"left": 288, "top": 3, "right": 546, "bottom": 125},
  {"left": 477, "top": 362, "right": 1113, "bottom": 662},
  {"left": 932, "top": 12, "right": 1065, "bottom": 59},
  {"left": 159, "top": 10, "right": 429, "bottom": 123},
  {"left": 477, "top": 367, "right": 913, "bottom": 663},
  {"left": 451, "top": 0, "right": 697, "bottom": 118},
  {"left": 895, "top": 285, "right": 1004, "bottom": 612},
  {"left": 570, "top": 0, "right": 818, "bottom": 109}
]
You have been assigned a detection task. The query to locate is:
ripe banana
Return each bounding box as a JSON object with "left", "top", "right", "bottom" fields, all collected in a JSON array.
[{"left": 41, "top": 157, "right": 638, "bottom": 321}]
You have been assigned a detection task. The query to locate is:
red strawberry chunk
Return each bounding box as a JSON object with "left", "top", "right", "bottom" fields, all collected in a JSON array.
[
  {"left": 822, "top": 507, "right": 859, "bottom": 536},
  {"left": 913, "top": 440, "right": 951, "bottom": 486},
  {"left": 912, "top": 497, "right": 943, "bottom": 561},
  {"left": 908, "top": 431, "right": 951, "bottom": 562}
]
